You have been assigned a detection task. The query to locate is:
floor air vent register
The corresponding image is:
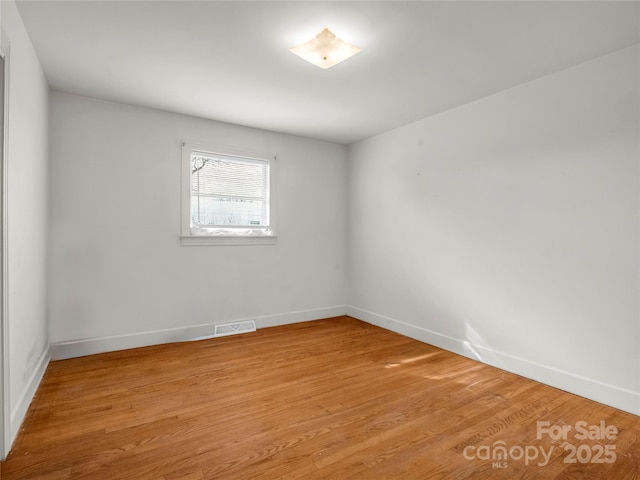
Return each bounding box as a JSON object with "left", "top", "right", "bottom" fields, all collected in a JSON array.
[
  {"left": 214, "top": 320, "right": 257, "bottom": 337},
  {"left": 188, "top": 320, "right": 257, "bottom": 341}
]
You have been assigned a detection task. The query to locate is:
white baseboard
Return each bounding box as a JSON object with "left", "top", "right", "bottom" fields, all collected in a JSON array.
[
  {"left": 50, "top": 305, "right": 348, "bottom": 360},
  {"left": 347, "top": 306, "right": 640, "bottom": 417},
  {"left": 10, "top": 346, "right": 50, "bottom": 445}
]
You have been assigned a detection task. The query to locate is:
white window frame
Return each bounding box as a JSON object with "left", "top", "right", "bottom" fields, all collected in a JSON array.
[{"left": 181, "top": 141, "right": 277, "bottom": 246}]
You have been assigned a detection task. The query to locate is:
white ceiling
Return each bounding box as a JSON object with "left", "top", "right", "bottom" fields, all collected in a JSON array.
[{"left": 15, "top": 1, "right": 640, "bottom": 145}]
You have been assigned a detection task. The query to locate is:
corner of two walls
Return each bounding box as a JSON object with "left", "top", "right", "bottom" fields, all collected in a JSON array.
[{"left": 346, "top": 44, "right": 640, "bottom": 416}]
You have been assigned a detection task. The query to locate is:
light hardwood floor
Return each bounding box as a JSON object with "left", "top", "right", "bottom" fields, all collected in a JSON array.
[{"left": 2, "top": 316, "right": 639, "bottom": 479}]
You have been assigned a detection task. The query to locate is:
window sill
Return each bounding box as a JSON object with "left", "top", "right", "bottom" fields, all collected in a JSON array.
[{"left": 180, "top": 235, "right": 278, "bottom": 246}]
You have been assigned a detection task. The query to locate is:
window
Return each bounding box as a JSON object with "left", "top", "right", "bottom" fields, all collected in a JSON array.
[{"left": 181, "top": 142, "right": 276, "bottom": 245}]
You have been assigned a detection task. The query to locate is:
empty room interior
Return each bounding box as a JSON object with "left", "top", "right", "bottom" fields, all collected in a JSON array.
[{"left": 1, "top": 0, "right": 639, "bottom": 478}]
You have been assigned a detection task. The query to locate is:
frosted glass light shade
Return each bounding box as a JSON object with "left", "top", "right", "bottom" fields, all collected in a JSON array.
[{"left": 289, "top": 28, "right": 361, "bottom": 69}]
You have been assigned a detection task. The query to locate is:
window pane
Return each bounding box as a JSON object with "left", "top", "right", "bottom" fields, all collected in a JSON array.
[{"left": 190, "top": 152, "right": 268, "bottom": 228}]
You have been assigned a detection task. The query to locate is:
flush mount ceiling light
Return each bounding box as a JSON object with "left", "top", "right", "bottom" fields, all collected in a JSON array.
[{"left": 289, "top": 27, "right": 361, "bottom": 69}]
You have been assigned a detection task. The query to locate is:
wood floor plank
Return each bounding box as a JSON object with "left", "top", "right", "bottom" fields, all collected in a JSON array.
[{"left": 2, "top": 316, "right": 639, "bottom": 479}]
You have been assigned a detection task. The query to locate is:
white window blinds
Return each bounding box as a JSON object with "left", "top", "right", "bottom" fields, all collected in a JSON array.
[{"left": 190, "top": 150, "right": 271, "bottom": 234}]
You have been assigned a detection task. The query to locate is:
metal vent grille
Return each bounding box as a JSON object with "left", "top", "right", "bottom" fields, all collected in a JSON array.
[{"left": 214, "top": 320, "right": 256, "bottom": 337}]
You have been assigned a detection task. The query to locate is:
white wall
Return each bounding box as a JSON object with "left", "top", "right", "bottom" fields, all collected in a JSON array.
[
  {"left": 348, "top": 45, "right": 640, "bottom": 415},
  {"left": 1, "top": 0, "right": 50, "bottom": 449},
  {"left": 48, "top": 92, "right": 348, "bottom": 355}
]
